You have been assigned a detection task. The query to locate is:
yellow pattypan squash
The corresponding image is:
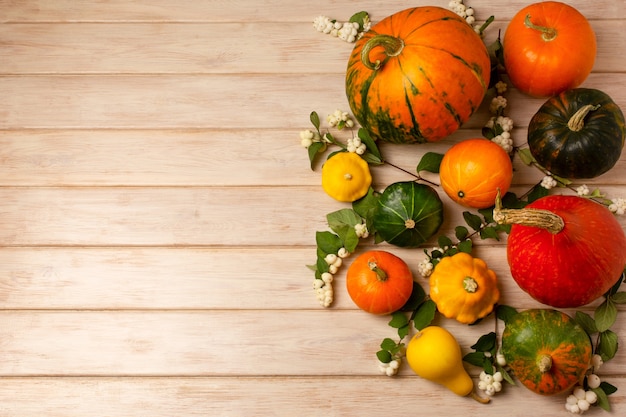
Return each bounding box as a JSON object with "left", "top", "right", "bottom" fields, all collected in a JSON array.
[
  {"left": 321, "top": 152, "right": 372, "bottom": 202},
  {"left": 429, "top": 252, "right": 500, "bottom": 324}
]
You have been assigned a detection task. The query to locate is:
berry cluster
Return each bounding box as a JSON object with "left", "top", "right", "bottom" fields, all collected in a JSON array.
[
  {"left": 447, "top": 0, "right": 477, "bottom": 26},
  {"left": 312, "top": 14, "right": 371, "bottom": 43},
  {"left": 478, "top": 371, "right": 504, "bottom": 397},
  {"left": 313, "top": 249, "right": 351, "bottom": 307},
  {"left": 378, "top": 358, "right": 402, "bottom": 376},
  {"left": 485, "top": 81, "right": 515, "bottom": 153}
]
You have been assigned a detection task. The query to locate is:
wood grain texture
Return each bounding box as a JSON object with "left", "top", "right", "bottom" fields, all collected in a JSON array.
[{"left": 0, "top": 0, "right": 624, "bottom": 415}]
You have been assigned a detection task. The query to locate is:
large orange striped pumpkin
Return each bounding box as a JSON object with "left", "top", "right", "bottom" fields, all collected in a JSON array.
[{"left": 346, "top": 7, "right": 491, "bottom": 144}]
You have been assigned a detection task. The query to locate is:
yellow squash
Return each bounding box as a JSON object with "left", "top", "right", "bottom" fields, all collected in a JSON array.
[
  {"left": 321, "top": 151, "right": 372, "bottom": 202},
  {"left": 429, "top": 252, "right": 500, "bottom": 324}
]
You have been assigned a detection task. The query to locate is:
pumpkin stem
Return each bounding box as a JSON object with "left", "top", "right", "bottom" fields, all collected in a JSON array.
[
  {"left": 524, "top": 14, "right": 557, "bottom": 41},
  {"left": 368, "top": 259, "right": 388, "bottom": 282},
  {"left": 463, "top": 276, "right": 478, "bottom": 293},
  {"left": 469, "top": 390, "right": 491, "bottom": 404},
  {"left": 537, "top": 354, "right": 553, "bottom": 373},
  {"left": 404, "top": 219, "right": 416, "bottom": 229},
  {"left": 493, "top": 190, "right": 564, "bottom": 234},
  {"left": 361, "top": 34, "right": 404, "bottom": 71},
  {"left": 567, "top": 104, "right": 601, "bottom": 132}
]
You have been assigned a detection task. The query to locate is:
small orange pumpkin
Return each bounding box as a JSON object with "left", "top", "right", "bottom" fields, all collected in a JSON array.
[
  {"left": 503, "top": 1, "right": 596, "bottom": 97},
  {"left": 439, "top": 138, "right": 513, "bottom": 209},
  {"left": 346, "top": 250, "right": 414, "bottom": 315}
]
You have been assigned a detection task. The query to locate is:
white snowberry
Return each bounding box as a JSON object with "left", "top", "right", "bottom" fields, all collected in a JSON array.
[{"left": 587, "top": 374, "right": 601, "bottom": 389}]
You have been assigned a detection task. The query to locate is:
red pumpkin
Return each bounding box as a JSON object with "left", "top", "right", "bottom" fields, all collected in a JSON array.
[
  {"left": 503, "top": 1, "right": 596, "bottom": 97},
  {"left": 346, "top": 6, "right": 490, "bottom": 143},
  {"left": 495, "top": 195, "right": 626, "bottom": 307},
  {"left": 346, "top": 250, "right": 414, "bottom": 315}
]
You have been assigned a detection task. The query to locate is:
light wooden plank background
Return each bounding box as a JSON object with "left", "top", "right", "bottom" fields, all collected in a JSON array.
[{"left": 0, "top": 0, "right": 624, "bottom": 415}]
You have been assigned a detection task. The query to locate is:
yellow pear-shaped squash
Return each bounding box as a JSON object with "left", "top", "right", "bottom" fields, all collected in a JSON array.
[{"left": 406, "top": 326, "right": 489, "bottom": 403}]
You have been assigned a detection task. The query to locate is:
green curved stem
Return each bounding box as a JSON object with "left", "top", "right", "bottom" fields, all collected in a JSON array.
[
  {"left": 524, "top": 14, "right": 557, "bottom": 41},
  {"left": 360, "top": 34, "right": 404, "bottom": 70}
]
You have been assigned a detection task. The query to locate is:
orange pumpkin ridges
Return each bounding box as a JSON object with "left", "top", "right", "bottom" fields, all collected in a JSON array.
[
  {"left": 346, "top": 250, "right": 414, "bottom": 315},
  {"left": 346, "top": 6, "right": 491, "bottom": 144}
]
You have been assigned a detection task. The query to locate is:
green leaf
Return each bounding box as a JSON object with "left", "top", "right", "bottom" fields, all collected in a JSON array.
[
  {"left": 470, "top": 332, "right": 497, "bottom": 352},
  {"left": 412, "top": 299, "right": 436, "bottom": 330},
  {"left": 517, "top": 148, "right": 536, "bottom": 166},
  {"left": 315, "top": 231, "right": 342, "bottom": 255},
  {"left": 497, "top": 365, "right": 516, "bottom": 385},
  {"left": 357, "top": 128, "right": 382, "bottom": 161},
  {"left": 463, "top": 351, "right": 487, "bottom": 368},
  {"left": 361, "top": 151, "right": 383, "bottom": 165},
  {"left": 592, "top": 387, "right": 611, "bottom": 411},
  {"left": 352, "top": 187, "right": 378, "bottom": 223},
  {"left": 416, "top": 152, "right": 444, "bottom": 174},
  {"left": 526, "top": 184, "right": 549, "bottom": 203},
  {"left": 309, "top": 111, "right": 320, "bottom": 130},
  {"left": 348, "top": 11, "right": 370, "bottom": 30},
  {"left": 598, "top": 330, "right": 619, "bottom": 361},
  {"left": 574, "top": 311, "right": 599, "bottom": 335},
  {"left": 595, "top": 299, "right": 617, "bottom": 332},
  {"left": 327, "top": 209, "right": 361, "bottom": 230},
  {"left": 376, "top": 349, "right": 392, "bottom": 363},
  {"left": 401, "top": 282, "right": 427, "bottom": 311},
  {"left": 610, "top": 291, "right": 626, "bottom": 304},
  {"left": 398, "top": 324, "right": 410, "bottom": 339},
  {"left": 457, "top": 239, "right": 473, "bottom": 254},
  {"left": 388, "top": 311, "right": 409, "bottom": 329},
  {"left": 463, "top": 212, "right": 483, "bottom": 231},
  {"left": 454, "top": 226, "right": 469, "bottom": 241},
  {"left": 496, "top": 305, "right": 518, "bottom": 323},
  {"left": 438, "top": 235, "right": 453, "bottom": 249},
  {"left": 307, "top": 141, "right": 326, "bottom": 169},
  {"left": 479, "top": 226, "right": 500, "bottom": 240},
  {"left": 605, "top": 271, "right": 625, "bottom": 297},
  {"left": 380, "top": 337, "right": 397, "bottom": 351},
  {"left": 600, "top": 381, "right": 618, "bottom": 396}
]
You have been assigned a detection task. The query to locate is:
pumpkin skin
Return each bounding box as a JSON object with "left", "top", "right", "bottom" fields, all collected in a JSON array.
[
  {"left": 429, "top": 252, "right": 500, "bottom": 324},
  {"left": 502, "top": 309, "right": 592, "bottom": 396},
  {"left": 528, "top": 88, "right": 626, "bottom": 179},
  {"left": 503, "top": 1, "right": 596, "bottom": 97},
  {"left": 373, "top": 181, "right": 444, "bottom": 248},
  {"left": 346, "top": 250, "right": 414, "bottom": 315},
  {"left": 496, "top": 195, "right": 626, "bottom": 308},
  {"left": 439, "top": 138, "right": 513, "bottom": 209},
  {"left": 346, "top": 6, "right": 490, "bottom": 144},
  {"left": 321, "top": 151, "right": 373, "bottom": 202}
]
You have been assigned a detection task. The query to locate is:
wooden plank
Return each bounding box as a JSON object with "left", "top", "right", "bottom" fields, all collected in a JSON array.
[
  {"left": 1, "top": 186, "right": 624, "bottom": 246},
  {"left": 0, "top": 376, "right": 624, "bottom": 417},
  {"left": 0, "top": 246, "right": 589, "bottom": 310},
  {"left": 1, "top": 21, "right": 623, "bottom": 74},
  {"left": 1, "top": 73, "right": 624, "bottom": 130},
  {"left": 0, "top": 310, "right": 624, "bottom": 376},
  {"left": 1, "top": 129, "right": 625, "bottom": 187},
  {"left": 0, "top": 0, "right": 620, "bottom": 22}
]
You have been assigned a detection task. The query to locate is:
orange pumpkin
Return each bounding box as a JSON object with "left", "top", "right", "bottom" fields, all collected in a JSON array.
[
  {"left": 439, "top": 138, "right": 513, "bottom": 209},
  {"left": 503, "top": 1, "right": 596, "bottom": 97},
  {"left": 346, "top": 6, "right": 491, "bottom": 144},
  {"left": 346, "top": 250, "right": 414, "bottom": 315}
]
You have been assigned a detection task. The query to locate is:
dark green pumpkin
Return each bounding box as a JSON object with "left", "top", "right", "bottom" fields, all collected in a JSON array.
[
  {"left": 528, "top": 88, "right": 625, "bottom": 179},
  {"left": 372, "top": 181, "right": 443, "bottom": 248},
  {"left": 502, "top": 309, "right": 592, "bottom": 396}
]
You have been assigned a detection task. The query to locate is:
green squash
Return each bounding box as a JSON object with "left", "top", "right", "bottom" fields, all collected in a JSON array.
[
  {"left": 528, "top": 88, "right": 625, "bottom": 179},
  {"left": 373, "top": 181, "right": 443, "bottom": 248},
  {"left": 502, "top": 309, "right": 592, "bottom": 396}
]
